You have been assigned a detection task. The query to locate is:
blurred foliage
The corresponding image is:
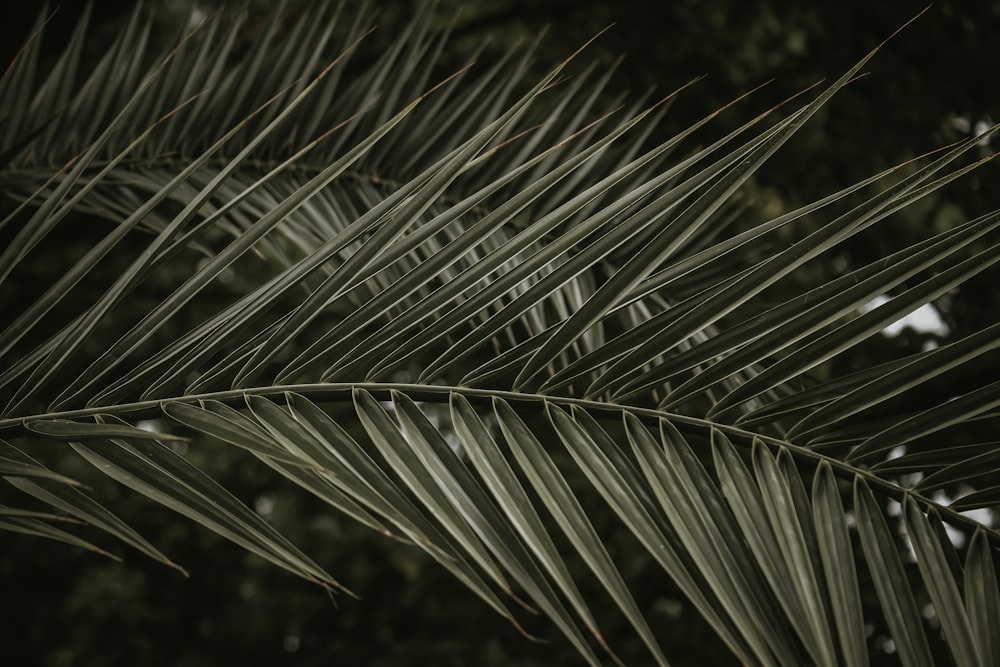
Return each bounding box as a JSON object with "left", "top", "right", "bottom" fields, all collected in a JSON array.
[{"left": 1, "top": 1, "right": 996, "bottom": 665}]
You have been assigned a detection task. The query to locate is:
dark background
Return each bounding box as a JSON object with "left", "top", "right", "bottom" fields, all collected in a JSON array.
[{"left": 1, "top": 1, "right": 997, "bottom": 665}]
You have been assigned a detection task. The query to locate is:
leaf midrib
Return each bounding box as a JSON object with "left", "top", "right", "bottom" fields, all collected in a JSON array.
[{"left": 1, "top": 379, "right": 992, "bottom": 547}]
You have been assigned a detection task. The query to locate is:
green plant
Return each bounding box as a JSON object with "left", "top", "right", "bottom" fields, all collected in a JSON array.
[{"left": 2, "top": 5, "right": 998, "bottom": 665}]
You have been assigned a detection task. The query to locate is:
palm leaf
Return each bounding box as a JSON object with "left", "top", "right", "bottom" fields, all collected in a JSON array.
[{"left": 1, "top": 5, "right": 997, "bottom": 665}]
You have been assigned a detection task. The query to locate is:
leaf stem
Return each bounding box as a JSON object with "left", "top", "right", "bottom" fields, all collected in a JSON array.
[{"left": 2, "top": 381, "right": 995, "bottom": 547}]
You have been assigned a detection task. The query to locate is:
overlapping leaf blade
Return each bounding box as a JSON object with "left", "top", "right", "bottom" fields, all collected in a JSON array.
[{"left": 1, "top": 5, "right": 998, "bottom": 666}]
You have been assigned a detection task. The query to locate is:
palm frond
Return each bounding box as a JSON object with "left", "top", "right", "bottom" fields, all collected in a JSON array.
[{"left": 2, "top": 5, "right": 998, "bottom": 665}]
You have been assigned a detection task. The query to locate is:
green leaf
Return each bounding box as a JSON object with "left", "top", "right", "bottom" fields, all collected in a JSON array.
[
  {"left": 2, "top": 445, "right": 183, "bottom": 573},
  {"left": 2, "top": 5, "right": 999, "bottom": 665},
  {"left": 0, "top": 514, "right": 119, "bottom": 560},
  {"left": 854, "top": 480, "right": 933, "bottom": 667},
  {"left": 965, "top": 530, "right": 1000, "bottom": 666},
  {"left": 356, "top": 388, "right": 606, "bottom": 664},
  {"left": 904, "top": 499, "right": 980, "bottom": 667},
  {"left": 72, "top": 415, "right": 347, "bottom": 594},
  {"left": 811, "top": 463, "right": 868, "bottom": 667},
  {"left": 26, "top": 417, "right": 188, "bottom": 442}
]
